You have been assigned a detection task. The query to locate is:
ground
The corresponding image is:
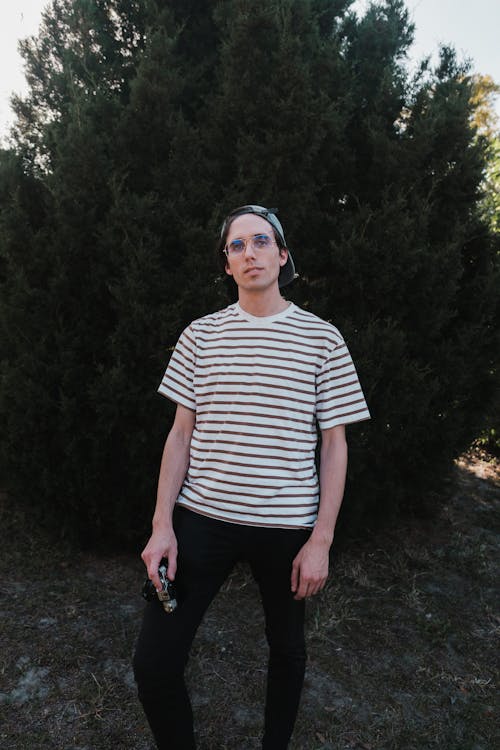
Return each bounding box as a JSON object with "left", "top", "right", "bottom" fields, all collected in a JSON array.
[{"left": 0, "top": 452, "right": 498, "bottom": 750}]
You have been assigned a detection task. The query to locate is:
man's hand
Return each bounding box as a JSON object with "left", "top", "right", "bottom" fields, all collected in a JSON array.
[
  {"left": 290, "top": 423, "right": 347, "bottom": 600},
  {"left": 291, "top": 538, "right": 330, "bottom": 600},
  {"left": 141, "top": 527, "right": 178, "bottom": 591}
]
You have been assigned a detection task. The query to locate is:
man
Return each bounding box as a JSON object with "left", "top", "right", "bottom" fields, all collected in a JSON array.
[{"left": 133, "top": 205, "right": 370, "bottom": 749}]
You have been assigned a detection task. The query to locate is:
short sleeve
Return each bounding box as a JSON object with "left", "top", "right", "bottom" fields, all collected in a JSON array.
[
  {"left": 316, "top": 338, "right": 370, "bottom": 429},
  {"left": 157, "top": 326, "right": 196, "bottom": 411}
]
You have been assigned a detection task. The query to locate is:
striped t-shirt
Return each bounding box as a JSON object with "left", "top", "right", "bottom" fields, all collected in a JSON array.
[{"left": 158, "top": 302, "right": 370, "bottom": 529}]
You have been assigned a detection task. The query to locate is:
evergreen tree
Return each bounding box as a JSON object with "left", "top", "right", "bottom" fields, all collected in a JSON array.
[{"left": 0, "top": 0, "right": 498, "bottom": 545}]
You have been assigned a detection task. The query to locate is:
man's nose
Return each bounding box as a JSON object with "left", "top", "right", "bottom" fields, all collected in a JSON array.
[{"left": 243, "top": 239, "right": 256, "bottom": 258}]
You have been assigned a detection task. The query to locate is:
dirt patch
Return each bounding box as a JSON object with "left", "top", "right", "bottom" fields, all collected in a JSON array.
[{"left": 0, "top": 453, "right": 498, "bottom": 749}]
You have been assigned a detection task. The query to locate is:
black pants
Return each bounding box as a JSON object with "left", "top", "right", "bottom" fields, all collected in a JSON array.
[{"left": 133, "top": 506, "right": 310, "bottom": 750}]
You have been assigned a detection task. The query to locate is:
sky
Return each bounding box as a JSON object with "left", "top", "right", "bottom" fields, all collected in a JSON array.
[{"left": 1, "top": 0, "right": 499, "bottom": 142}]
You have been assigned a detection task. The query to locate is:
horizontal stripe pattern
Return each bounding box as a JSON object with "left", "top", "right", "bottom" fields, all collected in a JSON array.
[{"left": 158, "top": 302, "right": 370, "bottom": 528}]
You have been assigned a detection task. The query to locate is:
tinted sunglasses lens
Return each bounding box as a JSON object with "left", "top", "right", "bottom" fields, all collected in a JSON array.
[
  {"left": 227, "top": 239, "right": 245, "bottom": 255},
  {"left": 253, "top": 234, "right": 272, "bottom": 249}
]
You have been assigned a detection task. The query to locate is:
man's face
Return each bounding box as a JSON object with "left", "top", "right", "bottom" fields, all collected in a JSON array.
[{"left": 224, "top": 213, "right": 288, "bottom": 292}]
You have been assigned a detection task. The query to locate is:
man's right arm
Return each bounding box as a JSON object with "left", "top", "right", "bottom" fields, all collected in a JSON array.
[{"left": 141, "top": 404, "right": 195, "bottom": 590}]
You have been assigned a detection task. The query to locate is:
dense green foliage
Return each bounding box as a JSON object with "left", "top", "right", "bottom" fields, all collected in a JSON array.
[{"left": 1, "top": 0, "right": 498, "bottom": 546}]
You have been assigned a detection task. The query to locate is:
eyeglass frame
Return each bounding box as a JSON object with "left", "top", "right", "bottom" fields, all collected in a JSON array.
[{"left": 223, "top": 232, "right": 279, "bottom": 257}]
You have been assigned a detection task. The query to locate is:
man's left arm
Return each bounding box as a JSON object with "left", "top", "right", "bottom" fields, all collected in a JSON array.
[{"left": 291, "top": 424, "right": 348, "bottom": 600}]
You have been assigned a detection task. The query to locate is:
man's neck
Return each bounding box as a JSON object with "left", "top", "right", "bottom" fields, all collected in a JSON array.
[{"left": 237, "top": 287, "right": 289, "bottom": 318}]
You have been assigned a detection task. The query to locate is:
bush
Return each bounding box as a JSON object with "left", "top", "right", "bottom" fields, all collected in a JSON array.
[{"left": 0, "top": 0, "right": 498, "bottom": 546}]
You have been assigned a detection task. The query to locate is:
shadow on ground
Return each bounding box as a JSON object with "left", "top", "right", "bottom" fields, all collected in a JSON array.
[{"left": 0, "top": 453, "right": 498, "bottom": 749}]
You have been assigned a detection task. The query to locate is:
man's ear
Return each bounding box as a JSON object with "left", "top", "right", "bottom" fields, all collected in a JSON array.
[{"left": 279, "top": 247, "right": 288, "bottom": 267}]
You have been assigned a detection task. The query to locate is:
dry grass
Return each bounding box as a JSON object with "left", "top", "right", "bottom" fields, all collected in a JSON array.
[{"left": 0, "top": 452, "right": 498, "bottom": 749}]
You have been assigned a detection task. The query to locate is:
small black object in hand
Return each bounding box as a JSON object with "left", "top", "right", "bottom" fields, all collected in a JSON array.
[{"left": 142, "top": 558, "right": 178, "bottom": 613}]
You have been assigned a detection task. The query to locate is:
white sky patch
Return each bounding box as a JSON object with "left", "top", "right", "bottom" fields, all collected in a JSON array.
[
  {"left": 0, "top": 1, "right": 52, "bottom": 142},
  {"left": 351, "top": 0, "right": 500, "bottom": 117},
  {"left": 1, "top": 0, "right": 499, "bottom": 141}
]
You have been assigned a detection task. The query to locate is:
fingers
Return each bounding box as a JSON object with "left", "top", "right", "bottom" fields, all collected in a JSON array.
[
  {"left": 292, "top": 554, "right": 315, "bottom": 600},
  {"left": 166, "top": 555, "right": 177, "bottom": 582},
  {"left": 141, "top": 532, "right": 178, "bottom": 592},
  {"left": 290, "top": 559, "right": 299, "bottom": 594},
  {"left": 293, "top": 576, "right": 327, "bottom": 601},
  {"left": 291, "top": 539, "right": 329, "bottom": 600},
  {"left": 151, "top": 571, "right": 162, "bottom": 591},
  {"left": 141, "top": 550, "right": 162, "bottom": 590}
]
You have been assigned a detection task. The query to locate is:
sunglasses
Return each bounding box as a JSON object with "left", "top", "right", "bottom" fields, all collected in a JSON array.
[{"left": 224, "top": 233, "right": 276, "bottom": 257}]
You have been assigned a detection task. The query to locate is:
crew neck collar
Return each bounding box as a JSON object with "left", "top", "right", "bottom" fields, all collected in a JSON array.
[{"left": 235, "top": 301, "right": 295, "bottom": 324}]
